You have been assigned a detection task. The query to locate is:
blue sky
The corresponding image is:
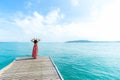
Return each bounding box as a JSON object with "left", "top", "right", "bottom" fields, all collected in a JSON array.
[{"left": 0, "top": 0, "right": 120, "bottom": 42}]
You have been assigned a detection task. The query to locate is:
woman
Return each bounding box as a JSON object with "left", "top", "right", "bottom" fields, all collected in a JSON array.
[{"left": 31, "top": 38, "right": 40, "bottom": 59}]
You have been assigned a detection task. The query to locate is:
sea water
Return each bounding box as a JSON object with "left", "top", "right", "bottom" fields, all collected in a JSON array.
[{"left": 0, "top": 42, "right": 120, "bottom": 80}]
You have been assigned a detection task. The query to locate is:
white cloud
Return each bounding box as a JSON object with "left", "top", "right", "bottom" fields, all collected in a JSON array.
[
  {"left": 65, "top": 0, "right": 120, "bottom": 41},
  {"left": 25, "top": 1, "right": 32, "bottom": 9},
  {"left": 14, "top": 8, "right": 64, "bottom": 42},
  {"left": 71, "top": 0, "right": 80, "bottom": 7},
  {"left": 0, "top": 18, "right": 15, "bottom": 24},
  {"left": 46, "top": 0, "right": 120, "bottom": 41},
  {"left": 25, "top": 0, "right": 41, "bottom": 9},
  {"left": 45, "top": 8, "right": 64, "bottom": 24},
  {"left": 13, "top": 0, "right": 120, "bottom": 42},
  {"left": 15, "top": 11, "right": 44, "bottom": 34}
]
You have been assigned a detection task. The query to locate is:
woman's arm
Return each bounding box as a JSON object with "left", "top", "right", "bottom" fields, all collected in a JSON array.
[
  {"left": 37, "top": 39, "right": 40, "bottom": 41},
  {"left": 31, "top": 38, "right": 35, "bottom": 42}
]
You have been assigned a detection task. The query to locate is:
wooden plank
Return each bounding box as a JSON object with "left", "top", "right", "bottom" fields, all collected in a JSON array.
[{"left": 0, "top": 57, "right": 63, "bottom": 80}]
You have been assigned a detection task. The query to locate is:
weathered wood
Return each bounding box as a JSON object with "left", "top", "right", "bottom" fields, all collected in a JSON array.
[{"left": 0, "top": 57, "right": 63, "bottom": 80}]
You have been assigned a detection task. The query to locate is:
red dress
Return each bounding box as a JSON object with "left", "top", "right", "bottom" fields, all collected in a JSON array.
[{"left": 32, "top": 44, "right": 38, "bottom": 59}]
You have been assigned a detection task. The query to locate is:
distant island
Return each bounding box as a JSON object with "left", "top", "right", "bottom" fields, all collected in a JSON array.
[
  {"left": 66, "top": 40, "right": 91, "bottom": 43},
  {"left": 65, "top": 40, "right": 120, "bottom": 43}
]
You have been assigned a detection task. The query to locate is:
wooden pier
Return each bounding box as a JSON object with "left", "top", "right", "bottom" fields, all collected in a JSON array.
[{"left": 0, "top": 57, "right": 63, "bottom": 80}]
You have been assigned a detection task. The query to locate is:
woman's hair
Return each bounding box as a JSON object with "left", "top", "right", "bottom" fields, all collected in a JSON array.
[{"left": 33, "top": 40, "right": 38, "bottom": 44}]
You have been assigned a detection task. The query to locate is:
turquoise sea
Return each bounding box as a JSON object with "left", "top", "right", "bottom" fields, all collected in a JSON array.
[{"left": 0, "top": 42, "right": 120, "bottom": 80}]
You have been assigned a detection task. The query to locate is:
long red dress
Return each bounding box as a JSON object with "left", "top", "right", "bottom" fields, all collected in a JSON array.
[{"left": 32, "top": 44, "right": 38, "bottom": 59}]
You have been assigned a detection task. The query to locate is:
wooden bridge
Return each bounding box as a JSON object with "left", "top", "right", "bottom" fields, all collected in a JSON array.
[{"left": 0, "top": 57, "right": 63, "bottom": 80}]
